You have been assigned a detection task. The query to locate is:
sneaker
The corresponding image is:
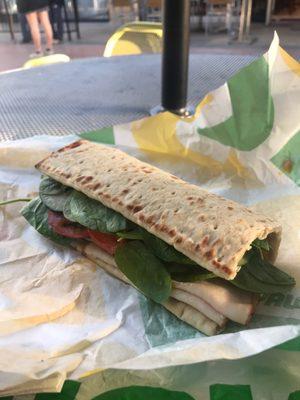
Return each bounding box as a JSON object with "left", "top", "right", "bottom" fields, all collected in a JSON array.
[
  {"left": 44, "top": 48, "right": 54, "bottom": 56},
  {"left": 29, "top": 51, "right": 43, "bottom": 59}
]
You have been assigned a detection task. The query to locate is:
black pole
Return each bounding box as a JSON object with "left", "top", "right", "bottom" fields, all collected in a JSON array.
[{"left": 162, "top": 0, "right": 191, "bottom": 116}]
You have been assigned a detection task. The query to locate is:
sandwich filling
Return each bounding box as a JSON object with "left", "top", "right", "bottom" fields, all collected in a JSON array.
[{"left": 21, "top": 176, "right": 295, "bottom": 308}]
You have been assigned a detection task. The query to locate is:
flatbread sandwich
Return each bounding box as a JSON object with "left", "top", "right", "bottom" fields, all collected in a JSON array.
[{"left": 19, "top": 140, "right": 295, "bottom": 335}]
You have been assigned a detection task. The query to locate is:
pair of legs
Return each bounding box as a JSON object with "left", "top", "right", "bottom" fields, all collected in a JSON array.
[{"left": 26, "top": 10, "right": 53, "bottom": 53}]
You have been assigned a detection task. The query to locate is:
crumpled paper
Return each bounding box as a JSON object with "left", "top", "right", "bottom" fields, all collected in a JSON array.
[{"left": 0, "top": 134, "right": 300, "bottom": 396}]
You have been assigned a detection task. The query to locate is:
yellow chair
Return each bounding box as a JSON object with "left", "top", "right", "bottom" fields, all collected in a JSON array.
[
  {"left": 23, "top": 54, "right": 70, "bottom": 69},
  {"left": 103, "top": 21, "right": 162, "bottom": 57}
]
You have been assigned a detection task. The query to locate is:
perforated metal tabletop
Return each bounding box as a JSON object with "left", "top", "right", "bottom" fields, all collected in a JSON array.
[{"left": 0, "top": 54, "right": 256, "bottom": 142}]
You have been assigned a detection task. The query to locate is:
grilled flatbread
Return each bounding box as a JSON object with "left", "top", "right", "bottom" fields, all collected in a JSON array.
[{"left": 36, "top": 140, "right": 281, "bottom": 280}]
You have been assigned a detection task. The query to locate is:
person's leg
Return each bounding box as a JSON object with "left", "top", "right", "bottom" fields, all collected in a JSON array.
[
  {"left": 38, "top": 10, "right": 53, "bottom": 50},
  {"left": 26, "top": 12, "right": 41, "bottom": 52}
]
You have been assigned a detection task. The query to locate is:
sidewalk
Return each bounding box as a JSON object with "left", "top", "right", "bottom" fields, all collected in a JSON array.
[{"left": 0, "top": 21, "right": 299, "bottom": 72}]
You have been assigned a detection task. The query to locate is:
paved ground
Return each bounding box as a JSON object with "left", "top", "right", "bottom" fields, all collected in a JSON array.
[{"left": 0, "top": 20, "right": 299, "bottom": 72}]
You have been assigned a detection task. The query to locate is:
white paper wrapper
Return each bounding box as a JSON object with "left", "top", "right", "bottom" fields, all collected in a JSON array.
[{"left": 0, "top": 134, "right": 300, "bottom": 396}]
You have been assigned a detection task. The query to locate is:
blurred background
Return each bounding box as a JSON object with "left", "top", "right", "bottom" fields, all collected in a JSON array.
[{"left": 0, "top": 0, "right": 299, "bottom": 72}]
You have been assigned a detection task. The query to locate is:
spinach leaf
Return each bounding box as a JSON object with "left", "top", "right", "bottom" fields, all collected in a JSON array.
[
  {"left": 232, "top": 251, "right": 295, "bottom": 294},
  {"left": 0, "top": 198, "right": 32, "bottom": 206},
  {"left": 21, "top": 197, "right": 72, "bottom": 245},
  {"left": 140, "top": 229, "right": 197, "bottom": 265},
  {"left": 116, "top": 230, "right": 143, "bottom": 240},
  {"left": 115, "top": 240, "right": 172, "bottom": 303},
  {"left": 39, "top": 177, "right": 72, "bottom": 212},
  {"left": 252, "top": 238, "right": 270, "bottom": 251},
  {"left": 165, "top": 263, "right": 215, "bottom": 282},
  {"left": 63, "top": 190, "right": 128, "bottom": 233},
  {"left": 63, "top": 194, "right": 78, "bottom": 223},
  {"left": 238, "top": 238, "right": 270, "bottom": 266}
]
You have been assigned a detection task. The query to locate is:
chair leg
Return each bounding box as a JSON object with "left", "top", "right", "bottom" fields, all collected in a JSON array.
[
  {"left": 108, "top": 0, "right": 114, "bottom": 22},
  {"left": 63, "top": 0, "right": 72, "bottom": 41},
  {"left": 72, "top": 0, "right": 81, "bottom": 39},
  {"left": 4, "top": 0, "right": 15, "bottom": 41},
  {"left": 131, "top": 1, "right": 139, "bottom": 21}
]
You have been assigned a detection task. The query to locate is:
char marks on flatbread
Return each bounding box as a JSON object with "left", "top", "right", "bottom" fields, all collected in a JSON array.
[{"left": 36, "top": 140, "right": 281, "bottom": 280}]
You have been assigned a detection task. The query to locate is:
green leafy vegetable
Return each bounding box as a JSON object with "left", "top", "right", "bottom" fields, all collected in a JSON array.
[
  {"left": 116, "top": 227, "right": 196, "bottom": 265},
  {"left": 62, "top": 194, "right": 78, "bottom": 223},
  {"left": 232, "top": 250, "right": 295, "bottom": 294},
  {"left": 165, "top": 263, "right": 215, "bottom": 282},
  {"left": 0, "top": 198, "right": 32, "bottom": 206},
  {"left": 39, "top": 177, "right": 72, "bottom": 212},
  {"left": 116, "top": 230, "right": 143, "bottom": 240},
  {"left": 252, "top": 238, "right": 270, "bottom": 252},
  {"left": 140, "top": 229, "right": 197, "bottom": 265},
  {"left": 63, "top": 190, "right": 128, "bottom": 233},
  {"left": 250, "top": 238, "right": 271, "bottom": 260},
  {"left": 21, "top": 197, "right": 72, "bottom": 245},
  {"left": 115, "top": 240, "right": 172, "bottom": 303}
]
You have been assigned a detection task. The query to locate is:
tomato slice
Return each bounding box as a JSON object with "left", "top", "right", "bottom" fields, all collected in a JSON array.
[
  {"left": 48, "top": 210, "right": 119, "bottom": 255},
  {"left": 48, "top": 210, "right": 89, "bottom": 239},
  {"left": 88, "top": 229, "right": 119, "bottom": 256}
]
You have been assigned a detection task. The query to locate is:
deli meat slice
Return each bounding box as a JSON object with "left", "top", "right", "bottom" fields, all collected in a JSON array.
[
  {"left": 173, "top": 280, "right": 259, "bottom": 325},
  {"left": 171, "top": 289, "right": 227, "bottom": 327},
  {"left": 73, "top": 242, "right": 224, "bottom": 335}
]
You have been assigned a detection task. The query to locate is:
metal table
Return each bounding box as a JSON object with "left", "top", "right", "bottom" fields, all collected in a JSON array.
[{"left": 0, "top": 54, "right": 256, "bottom": 142}]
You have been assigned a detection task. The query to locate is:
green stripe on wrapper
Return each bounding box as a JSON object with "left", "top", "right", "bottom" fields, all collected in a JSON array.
[
  {"left": 34, "top": 380, "right": 81, "bottom": 400},
  {"left": 91, "top": 386, "right": 195, "bottom": 400},
  {"left": 139, "top": 294, "right": 200, "bottom": 347},
  {"left": 197, "top": 57, "right": 274, "bottom": 151},
  {"left": 79, "top": 127, "right": 115, "bottom": 145},
  {"left": 289, "top": 391, "right": 300, "bottom": 400},
  {"left": 210, "top": 384, "right": 253, "bottom": 400},
  {"left": 276, "top": 335, "right": 300, "bottom": 351},
  {"left": 271, "top": 130, "right": 300, "bottom": 186}
]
